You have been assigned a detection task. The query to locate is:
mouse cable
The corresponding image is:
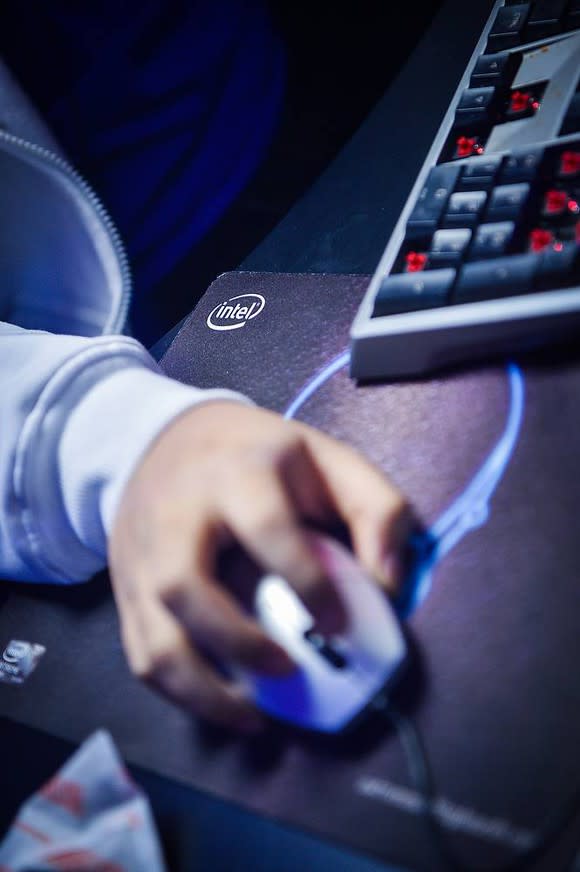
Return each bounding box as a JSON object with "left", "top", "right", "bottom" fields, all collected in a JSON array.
[{"left": 371, "top": 695, "right": 580, "bottom": 872}]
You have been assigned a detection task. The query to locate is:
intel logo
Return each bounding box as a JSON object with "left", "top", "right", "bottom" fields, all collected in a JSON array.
[{"left": 207, "top": 293, "right": 265, "bottom": 331}]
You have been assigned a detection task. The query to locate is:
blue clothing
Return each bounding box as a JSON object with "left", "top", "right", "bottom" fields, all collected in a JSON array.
[{"left": 0, "top": 1, "right": 285, "bottom": 341}]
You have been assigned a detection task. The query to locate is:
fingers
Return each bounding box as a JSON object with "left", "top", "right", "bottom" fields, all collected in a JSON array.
[
  {"left": 119, "top": 597, "right": 265, "bottom": 734},
  {"left": 220, "top": 452, "right": 347, "bottom": 634},
  {"left": 116, "top": 514, "right": 296, "bottom": 677},
  {"left": 299, "top": 424, "right": 417, "bottom": 594},
  {"left": 111, "top": 514, "right": 295, "bottom": 733},
  {"left": 160, "top": 570, "right": 295, "bottom": 675}
]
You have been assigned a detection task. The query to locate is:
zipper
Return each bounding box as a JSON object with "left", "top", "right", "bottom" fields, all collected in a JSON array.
[{"left": 0, "top": 128, "right": 132, "bottom": 334}]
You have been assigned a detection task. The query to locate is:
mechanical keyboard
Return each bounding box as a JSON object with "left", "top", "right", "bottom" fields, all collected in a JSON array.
[{"left": 350, "top": 0, "right": 580, "bottom": 379}]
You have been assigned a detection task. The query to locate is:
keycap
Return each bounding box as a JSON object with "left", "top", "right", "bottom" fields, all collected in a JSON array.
[
  {"left": 455, "top": 87, "right": 498, "bottom": 126},
  {"left": 373, "top": 269, "right": 455, "bottom": 316},
  {"left": 443, "top": 190, "right": 488, "bottom": 227},
  {"left": 406, "top": 165, "right": 462, "bottom": 236},
  {"left": 454, "top": 253, "right": 539, "bottom": 303},
  {"left": 429, "top": 228, "right": 472, "bottom": 266},
  {"left": 499, "top": 147, "right": 544, "bottom": 183},
  {"left": 524, "top": 0, "right": 567, "bottom": 41},
  {"left": 535, "top": 242, "right": 579, "bottom": 289},
  {"left": 470, "top": 53, "right": 519, "bottom": 89},
  {"left": 486, "top": 4, "right": 531, "bottom": 52},
  {"left": 458, "top": 154, "right": 503, "bottom": 190},
  {"left": 468, "top": 222, "right": 515, "bottom": 259},
  {"left": 486, "top": 183, "right": 530, "bottom": 221}
]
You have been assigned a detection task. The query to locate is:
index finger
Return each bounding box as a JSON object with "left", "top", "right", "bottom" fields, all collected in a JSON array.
[
  {"left": 299, "top": 423, "right": 416, "bottom": 593},
  {"left": 221, "top": 462, "right": 348, "bottom": 635}
]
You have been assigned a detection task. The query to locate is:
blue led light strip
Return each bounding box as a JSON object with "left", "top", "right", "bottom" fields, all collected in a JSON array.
[
  {"left": 283, "top": 350, "right": 351, "bottom": 421},
  {"left": 284, "top": 352, "right": 525, "bottom": 619}
]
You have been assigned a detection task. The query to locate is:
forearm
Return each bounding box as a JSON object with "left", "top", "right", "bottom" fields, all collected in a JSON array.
[{"left": 0, "top": 322, "right": 249, "bottom": 583}]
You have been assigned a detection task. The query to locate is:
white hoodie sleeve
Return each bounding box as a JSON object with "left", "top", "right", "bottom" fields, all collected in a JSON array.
[{"left": 0, "top": 322, "right": 250, "bottom": 584}]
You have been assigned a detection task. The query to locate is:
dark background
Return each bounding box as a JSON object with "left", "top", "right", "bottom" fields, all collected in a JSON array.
[
  {"left": 0, "top": 0, "right": 444, "bottom": 342},
  {"left": 167, "top": 0, "right": 443, "bottom": 315}
]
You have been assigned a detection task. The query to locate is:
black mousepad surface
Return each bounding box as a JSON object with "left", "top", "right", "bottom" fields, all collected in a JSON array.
[{"left": 2, "top": 271, "right": 580, "bottom": 871}]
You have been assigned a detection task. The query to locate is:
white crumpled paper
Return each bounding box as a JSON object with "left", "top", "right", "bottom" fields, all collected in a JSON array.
[{"left": 0, "top": 729, "right": 166, "bottom": 871}]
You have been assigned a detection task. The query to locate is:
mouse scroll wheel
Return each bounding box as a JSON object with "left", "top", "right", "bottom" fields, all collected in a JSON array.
[{"left": 303, "top": 629, "right": 348, "bottom": 669}]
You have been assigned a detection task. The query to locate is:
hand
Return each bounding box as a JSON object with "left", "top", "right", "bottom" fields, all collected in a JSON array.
[{"left": 108, "top": 401, "right": 414, "bottom": 733}]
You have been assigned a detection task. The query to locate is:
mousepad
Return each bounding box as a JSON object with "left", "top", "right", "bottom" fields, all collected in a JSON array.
[{"left": 2, "top": 271, "right": 580, "bottom": 871}]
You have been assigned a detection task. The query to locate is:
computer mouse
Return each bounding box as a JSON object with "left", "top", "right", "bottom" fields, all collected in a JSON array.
[{"left": 238, "top": 532, "right": 407, "bottom": 733}]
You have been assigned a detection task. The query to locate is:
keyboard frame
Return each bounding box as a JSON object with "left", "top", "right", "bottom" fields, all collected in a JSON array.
[{"left": 349, "top": 0, "right": 580, "bottom": 380}]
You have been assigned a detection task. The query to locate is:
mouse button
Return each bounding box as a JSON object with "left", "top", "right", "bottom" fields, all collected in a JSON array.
[
  {"left": 344, "top": 586, "right": 399, "bottom": 641},
  {"left": 308, "top": 533, "right": 389, "bottom": 625},
  {"left": 367, "top": 622, "right": 406, "bottom": 664},
  {"left": 255, "top": 575, "right": 314, "bottom": 633},
  {"left": 347, "top": 612, "right": 406, "bottom": 670}
]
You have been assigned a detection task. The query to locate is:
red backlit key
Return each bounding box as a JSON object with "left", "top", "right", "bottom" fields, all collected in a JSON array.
[
  {"left": 504, "top": 88, "right": 542, "bottom": 121},
  {"left": 454, "top": 135, "right": 484, "bottom": 158},
  {"left": 510, "top": 90, "right": 533, "bottom": 113},
  {"left": 558, "top": 151, "right": 580, "bottom": 178},
  {"left": 528, "top": 228, "right": 554, "bottom": 252},
  {"left": 405, "top": 251, "right": 428, "bottom": 272},
  {"left": 543, "top": 189, "right": 568, "bottom": 216}
]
